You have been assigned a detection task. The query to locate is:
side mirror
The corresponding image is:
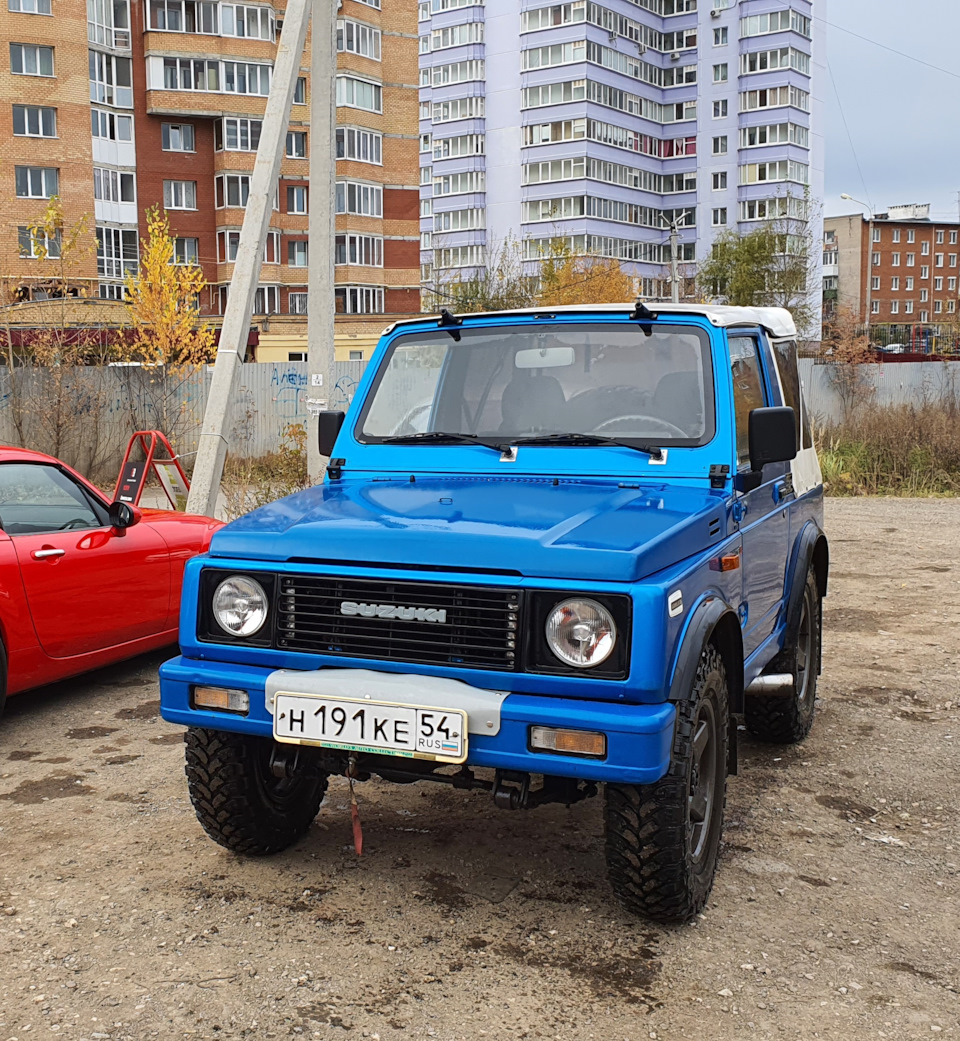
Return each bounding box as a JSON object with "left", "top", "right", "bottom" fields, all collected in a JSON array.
[
  {"left": 318, "top": 410, "right": 345, "bottom": 457},
  {"left": 108, "top": 500, "right": 141, "bottom": 534},
  {"left": 748, "top": 406, "right": 798, "bottom": 471}
]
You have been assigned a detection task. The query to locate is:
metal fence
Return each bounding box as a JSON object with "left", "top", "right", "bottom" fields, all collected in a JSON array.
[{"left": 2, "top": 358, "right": 958, "bottom": 479}]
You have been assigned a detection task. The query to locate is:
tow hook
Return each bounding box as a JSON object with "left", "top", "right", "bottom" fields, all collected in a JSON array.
[
  {"left": 269, "top": 745, "right": 302, "bottom": 779},
  {"left": 493, "top": 770, "right": 530, "bottom": 810}
]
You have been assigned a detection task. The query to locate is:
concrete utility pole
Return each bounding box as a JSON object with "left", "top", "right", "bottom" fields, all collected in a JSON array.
[
  {"left": 307, "top": 0, "right": 338, "bottom": 483},
  {"left": 186, "top": 0, "right": 314, "bottom": 517}
]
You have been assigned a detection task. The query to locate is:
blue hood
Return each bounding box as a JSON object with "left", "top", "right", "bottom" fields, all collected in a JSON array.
[{"left": 212, "top": 476, "right": 727, "bottom": 583}]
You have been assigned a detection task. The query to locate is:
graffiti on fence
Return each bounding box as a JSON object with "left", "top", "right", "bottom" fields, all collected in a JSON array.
[{"left": 331, "top": 374, "right": 358, "bottom": 410}]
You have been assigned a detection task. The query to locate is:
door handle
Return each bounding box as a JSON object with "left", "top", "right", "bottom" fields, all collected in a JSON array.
[
  {"left": 32, "top": 547, "right": 65, "bottom": 560},
  {"left": 773, "top": 480, "right": 793, "bottom": 504}
]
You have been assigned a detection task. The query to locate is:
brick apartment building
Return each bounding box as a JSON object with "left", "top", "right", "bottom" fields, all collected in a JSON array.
[
  {"left": 0, "top": 0, "right": 420, "bottom": 356},
  {"left": 824, "top": 204, "right": 960, "bottom": 347}
]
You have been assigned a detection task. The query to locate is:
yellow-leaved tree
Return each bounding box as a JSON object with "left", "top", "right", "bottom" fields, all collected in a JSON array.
[
  {"left": 536, "top": 239, "right": 634, "bottom": 306},
  {"left": 124, "top": 206, "right": 214, "bottom": 366}
]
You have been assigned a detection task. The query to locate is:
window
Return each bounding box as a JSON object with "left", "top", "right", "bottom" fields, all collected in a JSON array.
[
  {"left": 222, "top": 61, "right": 270, "bottom": 95},
  {"left": 335, "top": 234, "right": 383, "bottom": 266},
  {"left": 950, "top": 277, "right": 957, "bottom": 291},
  {"left": 906, "top": 253, "right": 915, "bottom": 267},
  {"left": 13, "top": 104, "right": 56, "bottom": 137},
  {"left": 0, "top": 464, "right": 103, "bottom": 536},
  {"left": 952, "top": 231, "right": 958, "bottom": 245},
  {"left": 149, "top": 0, "right": 218, "bottom": 32},
  {"left": 906, "top": 276, "right": 914, "bottom": 290},
  {"left": 712, "top": 208, "right": 727, "bottom": 226},
  {"left": 90, "top": 51, "right": 133, "bottom": 107},
  {"left": 921, "top": 265, "right": 929, "bottom": 279},
  {"left": 336, "top": 126, "right": 382, "bottom": 164},
  {"left": 9, "top": 0, "right": 52, "bottom": 10},
  {"left": 335, "top": 182, "right": 382, "bottom": 218},
  {"left": 740, "top": 47, "right": 810, "bottom": 76},
  {"left": 871, "top": 276, "right": 880, "bottom": 291},
  {"left": 335, "top": 285, "right": 384, "bottom": 314},
  {"left": 217, "top": 230, "right": 239, "bottom": 262},
  {"left": 771, "top": 338, "right": 811, "bottom": 451},
  {"left": 950, "top": 300, "right": 957, "bottom": 313},
  {"left": 289, "top": 292, "right": 308, "bottom": 314},
  {"left": 216, "top": 174, "right": 250, "bottom": 208},
  {"left": 286, "top": 130, "right": 306, "bottom": 158},
  {"left": 94, "top": 167, "right": 135, "bottom": 203},
  {"left": 215, "top": 117, "right": 261, "bottom": 151},
  {"left": 871, "top": 300, "right": 880, "bottom": 315},
  {"left": 952, "top": 254, "right": 958, "bottom": 267},
  {"left": 936, "top": 253, "right": 944, "bottom": 268},
  {"left": 163, "top": 180, "right": 196, "bottom": 209},
  {"left": 420, "top": 232, "right": 432, "bottom": 249},
  {"left": 161, "top": 123, "right": 195, "bottom": 151},
  {"left": 892, "top": 229, "right": 900, "bottom": 243},
  {"left": 10, "top": 43, "right": 53, "bottom": 76},
  {"left": 252, "top": 285, "right": 280, "bottom": 314},
  {"left": 91, "top": 108, "right": 132, "bottom": 141},
  {"left": 907, "top": 229, "right": 915, "bottom": 243},
  {"left": 262, "top": 230, "right": 280, "bottom": 264},
  {"left": 712, "top": 63, "right": 727, "bottom": 83},
  {"left": 294, "top": 76, "right": 306, "bottom": 104},
  {"left": 934, "top": 300, "right": 943, "bottom": 314},
  {"left": 936, "top": 230, "right": 944, "bottom": 244},
  {"left": 921, "top": 241, "right": 930, "bottom": 256},
  {"left": 18, "top": 226, "right": 60, "bottom": 259},
  {"left": 713, "top": 26, "right": 727, "bottom": 45},
  {"left": 336, "top": 19, "right": 381, "bottom": 59},
  {"left": 287, "top": 240, "right": 308, "bottom": 266},
  {"left": 173, "top": 237, "right": 199, "bottom": 264},
  {"left": 872, "top": 227, "right": 881, "bottom": 243},
  {"left": 15, "top": 166, "right": 58, "bottom": 198},
  {"left": 891, "top": 253, "right": 900, "bottom": 267},
  {"left": 420, "top": 198, "right": 432, "bottom": 217},
  {"left": 349, "top": 350, "right": 364, "bottom": 361},
  {"left": 286, "top": 185, "right": 308, "bottom": 213},
  {"left": 711, "top": 136, "right": 727, "bottom": 155},
  {"left": 904, "top": 301, "right": 914, "bottom": 315},
  {"left": 221, "top": 3, "right": 274, "bottom": 39},
  {"left": 420, "top": 134, "right": 431, "bottom": 153},
  {"left": 712, "top": 172, "right": 727, "bottom": 190},
  {"left": 335, "top": 75, "right": 382, "bottom": 112},
  {"left": 890, "top": 301, "right": 899, "bottom": 315},
  {"left": 97, "top": 225, "right": 138, "bottom": 278},
  {"left": 872, "top": 252, "right": 880, "bottom": 266},
  {"left": 728, "top": 336, "right": 765, "bottom": 468},
  {"left": 891, "top": 277, "right": 899, "bottom": 291},
  {"left": 712, "top": 100, "right": 727, "bottom": 118},
  {"left": 420, "top": 165, "right": 432, "bottom": 185},
  {"left": 920, "top": 310, "right": 928, "bottom": 322}
]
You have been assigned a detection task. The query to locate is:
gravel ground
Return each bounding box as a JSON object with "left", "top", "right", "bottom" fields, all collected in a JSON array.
[{"left": 1, "top": 497, "right": 958, "bottom": 1041}]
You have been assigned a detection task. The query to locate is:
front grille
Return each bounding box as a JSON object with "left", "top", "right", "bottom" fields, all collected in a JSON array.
[{"left": 275, "top": 575, "right": 522, "bottom": 671}]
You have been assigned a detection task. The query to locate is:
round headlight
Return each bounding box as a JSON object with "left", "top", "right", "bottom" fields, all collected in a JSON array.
[
  {"left": 213, "top": 576, "right": 268, "bottom": 637},
  {"left": 545, "top": 598, "right": 617, "bottom": 669}
]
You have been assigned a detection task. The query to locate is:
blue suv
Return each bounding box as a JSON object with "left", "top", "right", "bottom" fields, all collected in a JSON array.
[{"left": 160, "top": 303, "right": 828, "bottom": 922}]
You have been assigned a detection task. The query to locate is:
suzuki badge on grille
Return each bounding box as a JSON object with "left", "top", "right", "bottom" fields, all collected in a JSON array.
[{"left": 340, "top": 601, "right": 448, "bottom": 624}]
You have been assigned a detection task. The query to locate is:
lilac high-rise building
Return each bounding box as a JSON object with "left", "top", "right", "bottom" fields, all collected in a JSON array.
[{"left": 418, "top": 0, "right": 824, "bottom": 302}]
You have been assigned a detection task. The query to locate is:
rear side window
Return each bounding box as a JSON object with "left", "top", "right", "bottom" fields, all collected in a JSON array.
[
  {"left": 727, "top": 335, "right": 766, "bottom": 468},
  {"left": 771, "top": 338, "right": 812, "bottom": 449}
]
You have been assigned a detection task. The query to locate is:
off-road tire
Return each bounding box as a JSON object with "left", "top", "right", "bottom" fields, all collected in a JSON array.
[
  {"left": 604, "top": 644, "right": 729, "bottom": 922},
  {"left": 745, "top": 567, "right": 820, "bottom": 744},
  {"left": 184, "top": 727, "right": 328, "bottom": 855}
]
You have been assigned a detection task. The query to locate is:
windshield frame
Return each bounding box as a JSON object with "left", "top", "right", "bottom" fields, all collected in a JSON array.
[{"left": 353, "top": 319, "right": 717, "bottom": 450}]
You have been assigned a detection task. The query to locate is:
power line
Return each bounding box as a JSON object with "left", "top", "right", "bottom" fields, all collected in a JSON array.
[
  {"left": 827, "top": 63, "right": 871, "bottom": 210},
  {"left": 826, "top": 20, "right": 960, "bottom": 81}
]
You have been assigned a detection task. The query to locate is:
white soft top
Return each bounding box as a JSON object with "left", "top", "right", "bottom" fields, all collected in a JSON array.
[{"left": 386, "top": 303, "right": 798, "bottom": 340}]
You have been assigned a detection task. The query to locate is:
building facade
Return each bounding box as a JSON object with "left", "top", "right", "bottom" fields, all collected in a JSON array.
[
  {"left": 824, "top": 204, "right": 960, "bottom": 347},
  {"left": 417, "top": 0, "right": 825, "bottom": 300},
  {"left": 1, "top": 0, "right": 420, "bottom": 347}
]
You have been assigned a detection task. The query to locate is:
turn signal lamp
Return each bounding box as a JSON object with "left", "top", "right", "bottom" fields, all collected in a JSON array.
[
  {"left": 530, "top": 726, "right": 607, "bottom": 758},
  {"left": 192, "top": 686, "right": 250, "bottom": 715}
]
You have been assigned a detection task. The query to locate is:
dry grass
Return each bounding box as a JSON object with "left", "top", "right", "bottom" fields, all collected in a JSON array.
[
  {"left": 221, "top": 423, "right": 311, "bottom": 519},
  {"left": 817, "top": 401, "right": 960, "bottom": 496}
]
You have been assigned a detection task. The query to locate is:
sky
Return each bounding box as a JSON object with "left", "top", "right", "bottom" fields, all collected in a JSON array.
[{"left": 824, "top": 0, "right": 960, "bottom": 222}]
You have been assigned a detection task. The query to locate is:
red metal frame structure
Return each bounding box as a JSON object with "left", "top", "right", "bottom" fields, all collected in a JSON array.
[{"left": 114, "top": 431, "right": 191, "bottom": 509}]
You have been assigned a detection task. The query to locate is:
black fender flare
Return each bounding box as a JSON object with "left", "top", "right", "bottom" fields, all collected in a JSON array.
[
  {"left": 668, "top": 595, "right": 744, "bottom": 776},
  {"left": 782, "top": 523, "right": 829, "bottom": 666}
]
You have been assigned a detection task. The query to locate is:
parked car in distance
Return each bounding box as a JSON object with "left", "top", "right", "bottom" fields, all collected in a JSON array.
[
  {"left": 160, "top": 302, "right": 828, "bottom": 924},
  {"left": 876, "top": 343, "right": 907, "bottom": 354},
  {"left": 0, "top": 446, "right": 221, "bottom": 718}
]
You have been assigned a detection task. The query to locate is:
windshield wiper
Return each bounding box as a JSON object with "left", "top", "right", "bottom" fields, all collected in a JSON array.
[
  {"left": 511, "top": 432, "right": 663, "bottom": 460},
  {"left": 380, "top": 431, "right": 509, "bottom": 453}
]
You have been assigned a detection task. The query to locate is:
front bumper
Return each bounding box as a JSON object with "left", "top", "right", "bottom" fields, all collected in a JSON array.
[{"left": 159, "top": 656, "right": 676, "bottom": 786}]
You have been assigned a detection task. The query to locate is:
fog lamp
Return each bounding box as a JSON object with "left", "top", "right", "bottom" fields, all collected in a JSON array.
[{"left": 530, "top": 726, "right": 606, "bottom": 758}]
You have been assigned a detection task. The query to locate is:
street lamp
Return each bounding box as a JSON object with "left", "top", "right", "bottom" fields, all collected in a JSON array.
[{"left": 840, "top": 193, "right": 874, "bottom": 337}]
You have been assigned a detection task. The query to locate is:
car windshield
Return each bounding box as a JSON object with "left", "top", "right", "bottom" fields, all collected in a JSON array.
[{"left": 358, "top": 323, "right": 714, "bottom": 446}]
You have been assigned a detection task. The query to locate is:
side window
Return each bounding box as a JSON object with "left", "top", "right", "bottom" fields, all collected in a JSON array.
[
  {"left": 771, "top": 339, "right": 812, "bottom": 449},
  {"left": 727, "top": 335, "right": 766, "bottom": 468},
  {"left": 0, "top": 464, "right": 103, "bottom": 535}
]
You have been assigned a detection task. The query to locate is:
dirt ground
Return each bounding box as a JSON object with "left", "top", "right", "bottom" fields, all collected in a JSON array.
[{"left": 1, "top": 497, "right": 958, "bottom": 1041}]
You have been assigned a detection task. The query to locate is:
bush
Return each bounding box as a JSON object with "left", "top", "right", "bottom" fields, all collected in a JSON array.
[
  {"left": 817, "top": 401, "right": 960, "bottom": 496},
  {"left": 222, "top": 423, "right": 310, "bottom": 519}
]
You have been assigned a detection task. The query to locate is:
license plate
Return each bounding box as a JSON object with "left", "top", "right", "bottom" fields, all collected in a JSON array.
[{"left": 273, "top": 693, "right": 468, "bottom": 764}]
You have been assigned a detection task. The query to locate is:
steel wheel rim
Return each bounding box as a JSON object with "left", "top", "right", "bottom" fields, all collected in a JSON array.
[
  {"left": 688, "top": 699, "right": 718, "bottom": 864},
  {"left": 796, "top": 588, "right": 815, "bottom": 711}
]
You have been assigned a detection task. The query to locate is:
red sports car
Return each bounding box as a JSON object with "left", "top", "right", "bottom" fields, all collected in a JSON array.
[{"left": 0, "top": 446, "right": 221, "bottom": 716}]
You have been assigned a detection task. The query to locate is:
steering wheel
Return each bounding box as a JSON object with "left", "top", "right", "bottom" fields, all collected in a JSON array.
[
  {"left": 593, "top": 414, "right": 689, "bottom": 439},
  {"left": 58, "top": 518, "right": 90, "bottom": 531}
]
